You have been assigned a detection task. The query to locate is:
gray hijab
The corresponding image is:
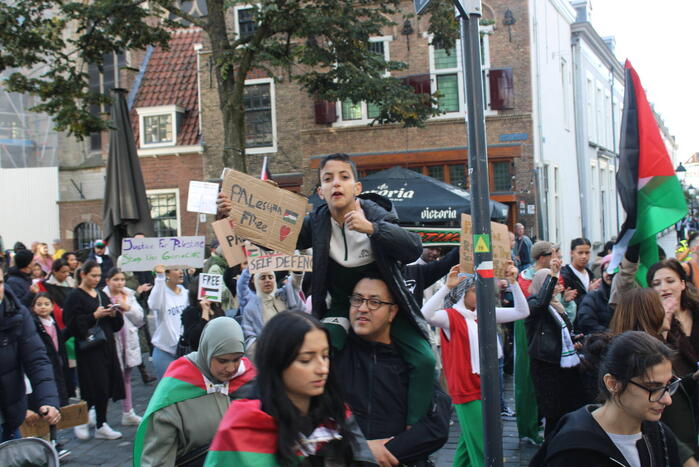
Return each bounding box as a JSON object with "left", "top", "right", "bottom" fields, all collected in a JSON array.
[
  {"left": 186, "top": 317, "right": 245, "bottom": 384},
  {"left": 444, "top": 273, "right": 476, "bottom": 308}
]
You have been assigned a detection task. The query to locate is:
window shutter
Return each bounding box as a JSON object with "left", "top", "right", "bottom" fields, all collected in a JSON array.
[
  {"left": 314, "top": 100, "right": 337, "bottom": 124},
  {"left": 403, "top": 74, "right": 431, "bottom": 95},
  {"left": 489, "top": 68, "right": 514, "bottom": 110}
]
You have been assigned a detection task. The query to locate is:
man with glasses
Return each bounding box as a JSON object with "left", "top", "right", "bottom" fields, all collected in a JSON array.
[
  {"left": 333, "top": 272, "right": 449, "bottom": 467},
  {"left": 87, "top": 239, "right": 114, "bottom": 288}
]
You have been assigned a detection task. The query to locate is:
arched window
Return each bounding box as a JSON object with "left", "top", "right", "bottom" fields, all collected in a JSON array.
[{"left": 74, "top": 222, "right": 102, "bottom": 250}]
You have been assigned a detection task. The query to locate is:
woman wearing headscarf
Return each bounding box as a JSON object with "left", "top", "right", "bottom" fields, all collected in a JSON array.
[
  {"left": 133, "top": 317, "right": 256, "bottom": 467},
  {"left": 525, "top": 256, "right": 587, "bottom": 439}
]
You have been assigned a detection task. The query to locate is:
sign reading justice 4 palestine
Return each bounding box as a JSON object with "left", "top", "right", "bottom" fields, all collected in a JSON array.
[
  {"left": 459, "top": 214, "right": 510, "bottom": 278},
  {"left": 221, "top": 168, "right": 310, "bottom": 254},
  {"left": 120, "top": 236, "right": 206, "bottom": 271}
]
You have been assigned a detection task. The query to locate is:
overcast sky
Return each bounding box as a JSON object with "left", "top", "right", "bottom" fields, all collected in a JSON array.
[{"left": 589, "top": 0, "right": 698, "bottom": 162}]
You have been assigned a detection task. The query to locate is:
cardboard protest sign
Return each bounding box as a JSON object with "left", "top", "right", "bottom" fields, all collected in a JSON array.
[
  {"left": 199, "top": 273, "right": 223, "bottom": 302},
  {"left": 211, "top": 219, "right": 247, "bottom": 267},
  {"left": 248, "top": 253, "right": 313, "bottom": 274},
  {"left": 221, "top": 168, "right": 310, "bottom": 254},
  {"left": 459, "top": 214, "right": 510, "bottom": 278},
  {"left": 20, "top": 401, "right": 88, "bottom": 438},
  {"left": 186, "top": 180, "right": 219, "bottom": 214},
  {"left": 120, "top": 236, "right": 206, "bottom": 271}
]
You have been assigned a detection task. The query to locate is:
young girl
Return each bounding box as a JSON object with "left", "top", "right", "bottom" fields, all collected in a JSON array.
[
  {"left": 205, "top": 312, "right": 373, "bottom": 466},
  {"left": 103, "top": 267, "right": 145, "bottom": 426},
  {"left": 532, "top": 331, "right": 681, "bottom": 466},
  {"left": 421, "top": 263, "right": 529, "bottom": 467}
]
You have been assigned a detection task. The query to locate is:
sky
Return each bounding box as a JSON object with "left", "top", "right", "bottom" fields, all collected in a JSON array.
[{"left": 589, "top": 1, "right": 699, "bottom": 163}]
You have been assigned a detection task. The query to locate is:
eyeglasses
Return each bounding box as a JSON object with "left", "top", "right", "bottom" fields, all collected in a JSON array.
[
  {"left": 349, "top": 295, "right": 395, "bottom": 311},
  {"left": 627, "top": 376, "right": 681, "bottom": 402}
]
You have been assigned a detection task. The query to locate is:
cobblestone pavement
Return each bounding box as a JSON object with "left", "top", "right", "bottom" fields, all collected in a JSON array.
[{"left": 56, "top": 362, "right": 537, "bottom": 466}]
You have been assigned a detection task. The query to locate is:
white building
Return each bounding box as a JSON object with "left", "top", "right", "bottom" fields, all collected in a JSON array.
[{"left": 570, "top": 0, "right": 624, "bottom": 249}]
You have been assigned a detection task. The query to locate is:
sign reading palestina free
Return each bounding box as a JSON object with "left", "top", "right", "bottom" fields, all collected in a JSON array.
[
  {"left": 459, "top": 214, "right": 511, "bottom": 278},
  {"left": 221, "top": 168, "right": 310, "bottom": 254},
  {"left": 120, "top": 236, "right": 206, "bottom": 271}
]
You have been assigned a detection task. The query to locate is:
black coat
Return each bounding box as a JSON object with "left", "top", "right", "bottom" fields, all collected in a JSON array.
[
  {"left": 530, "top": 405, "right": 681, "bottom": 467},
  {"left": 63, "top": 288, "right": 125, "bottom": 405},
  {"left": 0, "top": 288, "right": 59, "bottom": 432},
  {"left": 403, "top": 247, "right": 460, "bottom": 304},
  {"left": 333, "top": 331, "right": 450, "bottom": 463},
  {"left": 575, "top": 280, "right": 613, "bottom": 335},
  {"left": 525, "top": 275, "right": 576, "bottom": 364},
  {"left": 297, "top": 195, "right": 428, "bottom": 337},
  {"left": 5, "top": 267, "right": 34, "bottom": 307},
  {"left": 29, "top": 314, "right": 71, "bottom": 406},
  {"left": 560, "top": 265, "right": 593, "bottom": 308}
]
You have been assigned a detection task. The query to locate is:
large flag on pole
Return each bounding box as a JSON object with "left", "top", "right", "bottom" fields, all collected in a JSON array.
[{"left": 609, "top": 60, "right": 687, "bottom": 286}]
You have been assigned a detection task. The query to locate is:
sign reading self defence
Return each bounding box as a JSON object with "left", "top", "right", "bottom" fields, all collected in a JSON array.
[
  {"left": 459, "top": 214, "right": 510, "bottom": 278},
  {"left": 221, "top": 168, "right": 310, "bottom": 254},
  {"left": 247, "top": 253, "right": 313, "bottom": 274},
  {"left": 120, "top": 236, "right": 206, "bottom": 271},
  {"left": 199, "top": 273, "right": 223, "bottom": 302},
  {"left": 211, "top": 218, "right": 248, "bottom": 267}
]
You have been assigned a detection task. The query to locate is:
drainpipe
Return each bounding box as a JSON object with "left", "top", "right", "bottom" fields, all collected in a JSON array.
[{"left": 571, "top": 34, "right": 589, "bottom": 239}]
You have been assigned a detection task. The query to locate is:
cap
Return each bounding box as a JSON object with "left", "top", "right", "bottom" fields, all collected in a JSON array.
[
  {"left": 94, "top": 240, "right": 106, "bottom": 248},
  {"left": 14, "top": 249, "right": 33, "bottom": 269},
  {"left": 531, "top": 241, "right": 554, "bottom": 260}
]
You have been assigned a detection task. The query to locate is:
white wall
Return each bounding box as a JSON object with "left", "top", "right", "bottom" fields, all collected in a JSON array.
[{"left": 0, "top": 167, "right": 60, "bottom": 248}]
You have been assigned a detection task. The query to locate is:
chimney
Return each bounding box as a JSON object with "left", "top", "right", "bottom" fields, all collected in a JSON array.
[
  {"left": 602, "top": 36, "right": 616, "bottom": 54},
  {"left": 570, "top": 0, "right": 591, "bottom": 23}
]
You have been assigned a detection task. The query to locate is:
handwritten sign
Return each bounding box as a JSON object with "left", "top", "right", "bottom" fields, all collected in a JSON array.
[
  {"left": 187, "top": 181, "right": 219, "bottom": 215},
  {"left": 248, "top": 253, "right": 313, "bottom": 274},
  {"left": 221, "top": 168, "right": 310, "bottom": 253},
  {"left": 120, "top": 236, "right": 206, "bottom": 271},
  {"left": 459, "top": 214, "right": 510, "bottom": 278},
  {"left": 20, "top": 401, "right": 88, "bottom": 438},
  {"left": 211, "top": 219, "right": 247, "bottom": 267},
  {"left": 199, "top": 273, "right": 223, "bottom": 302}
]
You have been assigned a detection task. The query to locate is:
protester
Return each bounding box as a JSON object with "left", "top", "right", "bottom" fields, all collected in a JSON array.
[
  {"left": 526, "top": 257, "right": 586, "bottom": 438},
  {"left": 5, "top": 248, "right": 35, "bottom": 306},
  {"left": 333, "top": 274, "right": 450, "bottom": 465},
  {"left": 514, "top": 223, "right": 533, "bottom": 271},
  {"left": 421, "top": 263, "right": 529, "bottom": 466},
  {"left": 134, "top": 317, "right": 256, "bottom": 466},
  {"left": 31, "top": 262, "right": 46, "bottom": 279},
  {"left": 102, "top": 267, "right": 145, "bottom": 426},
  {"left": 181, "top": 277, "right": 225, "bottom": 352},
  {"left": 52, "top": 239, "right": 66, "bottom": 261},
  {"left": 238, "top": 267, "right": 305, "bottom": 355},
  {"left": 0, "top": 277, "right": 61, "bottom": 441},
  {"left": 61, "top": 251, "right": 79, "bottom": 277},
  {"left": 33, "top": 242, "right": 53, "bottom": 275},
  {"left": 560, "top": 237, "right": 601, "bottom": 308},
  {"left": 576, "top": 254, "right": 615, "bottom": 334},
  {"left": 203, "top": 243, "right": 237, "bottom": 313},
  {"left": 63, "top": 260, "right": 125, "bottom": 440},
  {"left": 148, "top": 265, "right": 189, "bottom": 379},
  {"left": 205, "top": 312, "right": 374, "bottom": 465},
  {"left": 530, "top": 331, "right": 681, "bottom": 466},
  {"left": 87, "top": 240, "right": 114, "bottom": 288},
  {"left": 404, "top": 246, "right": 460, "bottom": 304},
  {"left": 683, "top": 233, "right": 699, "bottom": 290},
  {"left": 590, "top": 240, "right": 614, "bottom": 279},
  {"left": 36, "top": 258, "right": 75, "bottom": 328}
]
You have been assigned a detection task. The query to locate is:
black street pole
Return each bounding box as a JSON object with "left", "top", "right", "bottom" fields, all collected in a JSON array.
[{"left": 454, "top": 0, "right": 503, "bottom": 465}]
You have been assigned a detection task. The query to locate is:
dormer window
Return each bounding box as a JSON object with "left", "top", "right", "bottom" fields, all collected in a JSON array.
[{"left": 136, "top": 105, "right": 184, "bottom": 148}]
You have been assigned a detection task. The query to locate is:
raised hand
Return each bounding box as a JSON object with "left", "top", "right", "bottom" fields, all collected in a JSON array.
[
  {"left": 344, "top": 199, "right": 374, "bottom": 234},
  {"left": 550, "top": 257, "right": 561, "bottom": 275},
  {"left": 446, "top": 265, "right": 462, "bottom": 289}
]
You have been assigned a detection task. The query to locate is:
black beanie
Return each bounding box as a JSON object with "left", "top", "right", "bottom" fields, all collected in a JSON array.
[{"left": 14, "top": 250, "right": 33, "bottom": 270}]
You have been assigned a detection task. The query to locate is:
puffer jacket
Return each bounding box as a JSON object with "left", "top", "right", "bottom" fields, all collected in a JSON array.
[
  {"left": 297, "top": 194, "right": 427, "bottom": 338},
  {"left": 575, "top": 280, "right": 613, "bottom": 335},
  {"left": 525, "top": 274, "right": 575, "bottom": 364},
  {"left": 0, "top": 287, "right": 59, "bottom": 431},
  {"left": 5, "top": 266, "right": 33, "bottom": 306},
  {"left": 102, "top": 286, "right": 144, "bottom": 369}
]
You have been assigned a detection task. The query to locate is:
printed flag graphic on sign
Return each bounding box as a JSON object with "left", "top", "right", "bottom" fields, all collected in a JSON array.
[{"left": 283, "top": 210, "right": 299, "bottom": 225}]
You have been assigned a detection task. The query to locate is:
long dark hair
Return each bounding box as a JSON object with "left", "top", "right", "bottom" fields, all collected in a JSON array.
[
  {"left": 77, "top": 260, "right": 100, "bottom": 288},
  {"left": 255, "top": 312, "right": 353, "bottom": 465},
  {"left": 647, "top": 258, "right": 699, "bottom": 311}
]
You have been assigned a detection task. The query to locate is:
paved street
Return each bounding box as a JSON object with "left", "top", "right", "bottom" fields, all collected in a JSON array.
[{"left": 57, "top": 361, "right": 537, "bottom": 466}]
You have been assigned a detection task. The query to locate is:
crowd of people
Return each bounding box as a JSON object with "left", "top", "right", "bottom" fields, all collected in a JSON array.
[{"left": 0, "top": 152, "right": 697, "bottom": 467}]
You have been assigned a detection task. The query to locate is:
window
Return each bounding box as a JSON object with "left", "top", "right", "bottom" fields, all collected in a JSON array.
[
  {"left": 449, "top": 164, "right": 466, "bottom": 188},
  {"left": 136, "top": 106, "right": 183, "bottom": 148},
  {"left": 586, "top": 77, "right": 594, "bottom": 142},
  {"left": 428, "top": 165, "right": 445, "bottom": 181},
  {"left": 147, "top": 189, "right": 180, "bottom": 237},
  {"left": 595, "top": 85, "right": 603, "bottom": 144},
  {"left": 74, "top": 222, "right": 103, "bottom": 251},
  {"left": 359, "top": 163, "right": 466, "bottom": 188},
  {"left": 244, "top": 79, "right": 276, "bottom": 153},
  {"left": 335, "top": 37, "right": 392, "bottom": 126},
  {"left": 236, "top": 7, "right": 256, "bottom": 40},
  {"left": 88, "top": 51, "right": 126, "bottom": 151},
  {"left": 604, "top": 93, "right": 612, "bottom": 149},
  {"left": 492, "top": 161, "right": 512, "bottom": 192},
  {"left": 561, "top": 58, "right": 570, "bottom": 129}
]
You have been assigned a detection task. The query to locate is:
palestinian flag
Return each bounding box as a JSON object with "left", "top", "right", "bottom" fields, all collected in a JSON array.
[
  {"left": 260, "top": 156, "right": 272, "bottom": 181},
  {"left": 133, "top": 356, "right": 256, "bottom": 466},
  {"left": 609, "top": 60, "right": 687, "bottom": 286}
]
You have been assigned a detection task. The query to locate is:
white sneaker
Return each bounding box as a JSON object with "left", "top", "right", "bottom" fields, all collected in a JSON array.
[
  {"left": 94, "top": 423, "right": 122, "bottom": 440},
  {"left": 74, "top": 424, "right": 90, "bottom": 440},
  {"left": 88, "top": 407, "right": 96, "bottom": 427},
  {"left": 121, "top": 409, "right": 142, "bottom": 426}
]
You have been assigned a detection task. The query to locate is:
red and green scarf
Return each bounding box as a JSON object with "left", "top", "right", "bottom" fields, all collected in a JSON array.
[{"left": 132, "top": 356, "right": 256, "bottom": 466}]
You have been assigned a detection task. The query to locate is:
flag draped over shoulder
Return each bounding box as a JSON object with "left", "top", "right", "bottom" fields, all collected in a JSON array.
[{"left": 609, "top": 60, "right": 687, "bottom": 286}]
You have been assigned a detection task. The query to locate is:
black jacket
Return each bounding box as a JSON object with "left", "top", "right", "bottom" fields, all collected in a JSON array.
[
  {"left": 403, "top": 247, "right": 460, "bottom": 304},
  {"left": 297, "top": 195, "right": 428, "bottom": 338},
  {"left": 560, "top": 264, "right": 593, "bottom": 308},
  {"left": 576, "top": 280, "right": 613, "bottom": 335},
  {"left": 29, "top": 314, "right": 71, "bottom": 406},
  {"left": 530, "top": 405, "right": 681, "bottom": 467},
  {"left": 333, "top": 331, "right": 450, "bottom": 463},
  {"left": 0, "top": 288, "right": 59, "bottom": 432},
  {"left": 5, "top": 267, "right": 34, "bottom": 307},
  {"left": 525, "top": 275, "right": 575, "bottom": 364}
]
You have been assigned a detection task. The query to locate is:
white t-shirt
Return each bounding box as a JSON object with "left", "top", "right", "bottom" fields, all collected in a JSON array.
[
  {"left": 148, "top": 274, "right": 189, "bottom": 355},
  {"left": 607, "top": 432, "right": 642, "bottom": 467},
  {"left": 571, "top": 266, "right": 590, "bottom": 290}
]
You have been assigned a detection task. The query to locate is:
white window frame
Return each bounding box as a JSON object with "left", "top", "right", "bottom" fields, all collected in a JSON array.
[
  {"left": 244, "top": 77, "right": 277, "bottom": 154},
  {"left": 561, "top": 57, "right": 570, "bottom": 130},
  {"left": 586, "top": 75, "right": 595, "bottom": 143},
  {"left": 146, "top": 188, "right": 182, "bottom": 236},
  {"left": 333, "top": 36, "right": 393, "bottom": 127},
  {"left": 233, "top": 4, "right": 257, "bottom": 41},
  {"left": 136, "top": 105, "right": 183, "bottom": 148}
]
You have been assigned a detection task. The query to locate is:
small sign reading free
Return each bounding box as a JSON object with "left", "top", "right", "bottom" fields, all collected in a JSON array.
[{"left": 199, "top": 273, "right": 223, "bottom": 302}]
